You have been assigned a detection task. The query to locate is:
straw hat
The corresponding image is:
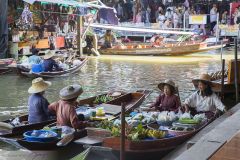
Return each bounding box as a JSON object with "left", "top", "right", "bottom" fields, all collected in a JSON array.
[
  {"left": 28, "top": 78, "right": 51, "bottom": 94},
  {"left": 59, "top": 85, "right": 83, "bottom": 100},
  {"left": 44, "top": 50, "right": 55, "bottom": 59},
  {"left": 158, "top": 79, "right": 177, "bottom": 93},
  {"left": 192, "top": 74, "right": 220, "bottom": 92}
]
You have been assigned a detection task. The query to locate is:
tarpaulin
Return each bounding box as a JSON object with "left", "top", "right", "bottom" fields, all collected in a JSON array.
[{"left": 0, "top": 0, "right": 8, "bottom": 58}]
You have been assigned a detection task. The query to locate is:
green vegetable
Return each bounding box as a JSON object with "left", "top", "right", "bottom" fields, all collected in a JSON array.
[
  {"left": 93, "top": 95, "right": 113, "bottom": 104},
  {"left": 179, "top": 118, "right": 199, "bottom": 124}
]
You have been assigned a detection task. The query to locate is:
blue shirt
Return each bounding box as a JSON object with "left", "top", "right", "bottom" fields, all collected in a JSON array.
[
  {"left": 42, "top": 58, "right": 60, "bottom": 72},
  {"left": 28, "top": 93, "right": 50, "bottom": 124},
  {"left": 28, "top": 55, "right": 42, "bottom": 65}
]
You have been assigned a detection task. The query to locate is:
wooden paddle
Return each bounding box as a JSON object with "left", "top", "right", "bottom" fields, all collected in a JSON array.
[
  {"left": 56, "top": 132, "right": 74, "bottom": 147},
  {"left": 0, "top": 122, "right": 14, "bottom": 130}
]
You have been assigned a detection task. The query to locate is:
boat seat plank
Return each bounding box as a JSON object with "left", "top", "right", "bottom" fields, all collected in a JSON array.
[
  {"left": 97, "top": 104, "right": 122, "bottom": 115},
  {"left": 74, "top": 136, "right": 103, "bottom": 145}
]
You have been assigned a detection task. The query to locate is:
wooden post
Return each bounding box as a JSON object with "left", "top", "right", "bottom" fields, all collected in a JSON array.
[
  {"left": 220, "top": 40, "right": 223, "bottom": 61},
  {"left": 234, "top": 38, "right": 239, "bottom": 103},
  {"left": 221, "top": 59, "right": 225, "bottom": 100},
  {"left": 77, "top": 16, "right": 81, "bottom": 56},
  {"left": 216, "top": 13, "right": 219, "bottom": 44},
  {"left": 120, "top": 103, "right": 125, "bottom": 160},
  {"left": 77, "top": 0, "right": 83, "bottom": 57}
]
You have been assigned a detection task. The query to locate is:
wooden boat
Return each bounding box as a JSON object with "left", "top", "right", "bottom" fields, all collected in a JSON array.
[
  {"left": 0, "top": 115, "right": 55, "bottom": 136},
  {"left": 16, "top": 57, "right": 88, "bottom": 78},
  {"left": 102, "top": 119, "right": 213, "bottom": 160},
  {"left": 0, "top": 129, "right": 87, "bottom": 151},
  {"left": 0, "top": 90, "right": 151, "bottom": 143},
  {"left": 0, "top": 67, "right": 11, "bottom": 75},
  {"left": 202, "top": 59, "right": 240, "bottom": 95},
  {"left": 99, "top": 42, "right": 224, "bottom": 56},
  {"left": 0, "top": 91, "right": 124, "bottom": 137},
  {"left": 0, "top": 58, "right": 14, "bottom": 67}
]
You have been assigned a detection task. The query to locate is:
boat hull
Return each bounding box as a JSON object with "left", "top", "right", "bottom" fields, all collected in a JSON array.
[
  {"left": 17, "top": 57, "right": 88, "bottom": 78},
  {"left": 99, "top": 43, "right": 223, "bottom": 56},
  {"left": 102, "top": 119, "right": 212, "bottom": 160}
]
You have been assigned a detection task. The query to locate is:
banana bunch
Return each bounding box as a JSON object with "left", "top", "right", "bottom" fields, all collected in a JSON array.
[{"left": 147, "top": 130, "right": 166, "bottom": 139}]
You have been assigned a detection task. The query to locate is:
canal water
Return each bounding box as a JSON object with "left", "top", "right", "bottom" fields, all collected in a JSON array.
[{"left": 0, "top": 48, "right": 235, "bottom": 152}]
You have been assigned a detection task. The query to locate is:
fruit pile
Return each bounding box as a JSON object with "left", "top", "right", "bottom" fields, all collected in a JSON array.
[{"left": 97, "top": 120, "right": 166, "bottom": 141}]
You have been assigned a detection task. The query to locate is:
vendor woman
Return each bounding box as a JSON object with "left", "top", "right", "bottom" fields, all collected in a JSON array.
[
  {"left": 184, "top": 74, "right": 227, "bottom": 118},
  {"left": 149, "top": 79, "right": 181, "bottom": 113},
  {"left": 28, "top": 78, "right": 52, "bottom": 124},
  {"left": 102, "top": 30, "right": 116, "bottom": 49},
  {"left": 42, "top": 50, "right": 61, "bottom": 72},
  {"left": 48, "top": 85, "right": 87, "bottom": 130}
]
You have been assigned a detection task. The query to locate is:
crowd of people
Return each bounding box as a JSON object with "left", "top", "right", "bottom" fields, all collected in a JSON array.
[{"left": 111, "top": 0, "right": 240, "bottom": 35}]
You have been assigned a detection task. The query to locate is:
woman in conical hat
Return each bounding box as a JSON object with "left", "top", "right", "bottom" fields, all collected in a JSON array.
[
  {"left": 148, "top": 79, "right": 181, "bottom": 113},
  {"left": 28, "top": 77, "right": 52, "bottom": 124},
  {"left": 184, "top": 74, "right": 227, "bottom": 118},
  {"left": 42, "top": 50, "right": 62, "bottom": 72},
  {"left": 49, "top": 84, "right": 88, "bottom": 129}
]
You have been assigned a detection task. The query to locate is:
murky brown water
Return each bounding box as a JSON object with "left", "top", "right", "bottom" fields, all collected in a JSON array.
[{"left": 0, "top": 48, "right": 235, "bottom": 151}]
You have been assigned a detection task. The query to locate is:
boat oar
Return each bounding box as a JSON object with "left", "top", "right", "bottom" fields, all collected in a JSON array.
[{"left": 56, "top": 132, "right": 75, "bottom": 147}]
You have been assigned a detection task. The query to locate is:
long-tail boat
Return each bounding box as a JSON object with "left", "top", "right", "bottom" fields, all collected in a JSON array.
[
  {"left": 99, "top": 42, "right": 224, "bottom": 56},
  {"left": 16, "top": 57, "right": 88, "bottom": 78}
]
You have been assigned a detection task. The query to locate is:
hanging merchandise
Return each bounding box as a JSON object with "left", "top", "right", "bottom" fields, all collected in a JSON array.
[{"left": 17, "top": 3, "right": 33, "bottom": 30}]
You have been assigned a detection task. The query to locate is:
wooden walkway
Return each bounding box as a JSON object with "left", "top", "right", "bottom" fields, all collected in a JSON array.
[
  {"left": 168, "top": 103, "right": 240, "bottom": 160},
  {"left": 210, "top": 132, "right": 240, "bottom": 160}
]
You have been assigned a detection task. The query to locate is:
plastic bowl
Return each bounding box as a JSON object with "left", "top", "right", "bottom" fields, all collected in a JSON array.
[{"left": 23, "top": 130, "right": 58, "bottom": 142}]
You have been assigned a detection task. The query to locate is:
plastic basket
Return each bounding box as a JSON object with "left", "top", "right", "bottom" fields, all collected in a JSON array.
[{"left": 23, "top": 130, "right": 58, "bottom": 142}]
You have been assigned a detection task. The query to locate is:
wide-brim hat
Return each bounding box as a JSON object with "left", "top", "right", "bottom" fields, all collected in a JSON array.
[
  {"left": 44, "top": 50, "right": 55, "bottom": 59},
  {"left": 192, "top": 74, "right": 220, "bottom": 92},
  {"left": 28, "top": 77, "right": 51, "bottom": 94},
  {"left": 158, "top": 79, "right": 177, "bottom": 94},
  {"left": 59, "top": 85, "right": 83, "bottom": 100}
]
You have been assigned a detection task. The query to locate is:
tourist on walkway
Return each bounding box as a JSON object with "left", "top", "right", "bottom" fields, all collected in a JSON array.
[
  {"left": 173, "top": 9, "right": 180, "bottom": 28},
  {"left": 28, "top": 78, "right": 52, "bottom": 124},
  {"left": 42, "top": 50, "right": 61, "bottom": 72},
  {"left": 184, "top": 8, "right": 190, "bottom": 28},
  {"left": 157, "top": 11, "right": 166, "bottom": 29},
  {"left": 148, "top": 79, "right": 181, "bottom": 113},
  {"left": 184, "top": 74, "right": 226, "bottom": 118},
  {"left": 210, "top": 4, "right": 218, "bottom": 35},
  {"left": 49, "top": 85, "right": 87, "bottom": 129},
  {"left": 221, "top": 10, "right": 228, "bottom": 24}
]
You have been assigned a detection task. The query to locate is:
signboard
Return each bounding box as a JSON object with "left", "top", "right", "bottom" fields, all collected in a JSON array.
[
  {"left": 189, "top": 15, "right": 207, "bottom": 25},
  {"left": 219, "top": 25, "right": 239, "bottom": 37}
]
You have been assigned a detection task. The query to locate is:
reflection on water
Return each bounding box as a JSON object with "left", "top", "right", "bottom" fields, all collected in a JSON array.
[{"left": 0, "top": 49, "right": 235, "bottom": 149}]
